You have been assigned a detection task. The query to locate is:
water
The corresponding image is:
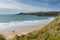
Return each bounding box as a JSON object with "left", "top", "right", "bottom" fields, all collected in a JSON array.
[
  {"left": 0, "top": 15, "right": 55, "bottom": 33},
  {"left": 0, "top": 15, "right": 53, "bottom": 22}
]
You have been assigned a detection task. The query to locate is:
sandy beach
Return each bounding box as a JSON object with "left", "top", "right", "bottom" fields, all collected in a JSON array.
[
  {"left": 0, "top": 15, "right": 55, "bottom": 40},
  {"left": 2, "top": 21, "right": 53, "bottom": 40},
  {"left": 3, "top": 25, "right": 44, "bottom": 39}
]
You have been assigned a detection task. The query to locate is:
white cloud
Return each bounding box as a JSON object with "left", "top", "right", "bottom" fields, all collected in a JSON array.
[
  {"left": 0, "top": 0, "right": 51, "bottom": 12},
  {"left": 0, "top": 0, "right": 59, "bottom": 14},
  {"left": 0, "top": 0, "right": 42, "bottom": 12}
]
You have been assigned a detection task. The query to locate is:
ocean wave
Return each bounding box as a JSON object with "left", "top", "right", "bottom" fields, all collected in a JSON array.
[{"left": 0, "top": 18, "right": 55, "bottom": 32}]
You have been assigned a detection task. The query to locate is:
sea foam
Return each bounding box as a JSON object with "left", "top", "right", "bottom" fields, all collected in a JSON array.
[{"left": 0, "top": 17, "right": 54, "bottom": 33}]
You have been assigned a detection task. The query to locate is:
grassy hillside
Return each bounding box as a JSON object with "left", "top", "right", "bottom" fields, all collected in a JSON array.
[
  {"left": 12, "top": 15, "right": 60, "bottom": 40},
  {"left": 0, "top": 34, "right": 6, "bottom": 40}
]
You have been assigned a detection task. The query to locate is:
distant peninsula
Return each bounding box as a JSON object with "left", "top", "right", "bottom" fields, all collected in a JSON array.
[{"left": 16, "top": 11, "right": 60, "bottom": 16}]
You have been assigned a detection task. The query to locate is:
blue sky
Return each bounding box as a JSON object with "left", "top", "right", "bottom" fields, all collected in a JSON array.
[{"left": 0, "top": 0, "right": 60, "bottom": 14}]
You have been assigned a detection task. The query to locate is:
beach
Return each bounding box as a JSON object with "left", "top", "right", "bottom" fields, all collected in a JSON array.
[
  {"left": 0, "top": 15, "right": 55, "bottom": 39},
  {"left": 1, "top": 18, "right": 54, "bottom": 39}
]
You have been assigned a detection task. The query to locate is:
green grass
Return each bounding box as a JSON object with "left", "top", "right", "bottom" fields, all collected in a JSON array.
[
  {"left": 0, "top": 34, "right": 6, "bottom": 40},
  {"left": 12, "top": 16, "right": 60, "bottom": 40}
]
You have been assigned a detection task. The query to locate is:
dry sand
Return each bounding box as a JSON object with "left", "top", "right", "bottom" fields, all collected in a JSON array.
[{"left": 2, "top": 25, "right": 44, "bottom": 40}]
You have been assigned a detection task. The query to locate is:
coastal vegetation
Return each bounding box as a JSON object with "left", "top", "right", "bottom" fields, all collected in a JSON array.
[
  {"left": 11, "top": 15, "right": 60, "bottom": 40},
  {"left": 0, "top": 34, "right": 6, "bottom": 40}
]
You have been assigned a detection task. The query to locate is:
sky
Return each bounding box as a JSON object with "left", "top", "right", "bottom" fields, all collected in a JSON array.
[{"left": 0, "top": 0, "right": 60, "bottom": 14}]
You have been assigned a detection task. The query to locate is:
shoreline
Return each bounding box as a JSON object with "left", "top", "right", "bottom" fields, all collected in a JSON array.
[
  {"left": 2, "top": 21, "right": 52, "bottom": 39},
  {"left": 3, "top": 25, "right": 45, "bottom": 39},
  {"left": 0, "top": 17, "right": 55, "bottom": 39}
]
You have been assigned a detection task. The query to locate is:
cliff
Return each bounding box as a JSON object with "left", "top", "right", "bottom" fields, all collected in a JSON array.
[
  {"left": 12, "top": 15, "right": 60, "bottom": 40},
  {"left": 17, "top": 11, "right": 60, "bottom": 16}
]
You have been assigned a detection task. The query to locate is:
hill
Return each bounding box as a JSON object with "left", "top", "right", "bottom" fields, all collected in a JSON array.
[
  {"left": 12, "top": 15, "right": 60, "bottom": 40},
  {"left": 17, "top": 11, "right": 60, "bottom": 16},
  {"left": 0, "top": 34, "right": 6, "bottom": 40}
]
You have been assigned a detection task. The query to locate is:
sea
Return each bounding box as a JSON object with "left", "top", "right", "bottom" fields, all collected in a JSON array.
[{"left": 0, "top": 15, "right": 55, "bottom": 33}]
